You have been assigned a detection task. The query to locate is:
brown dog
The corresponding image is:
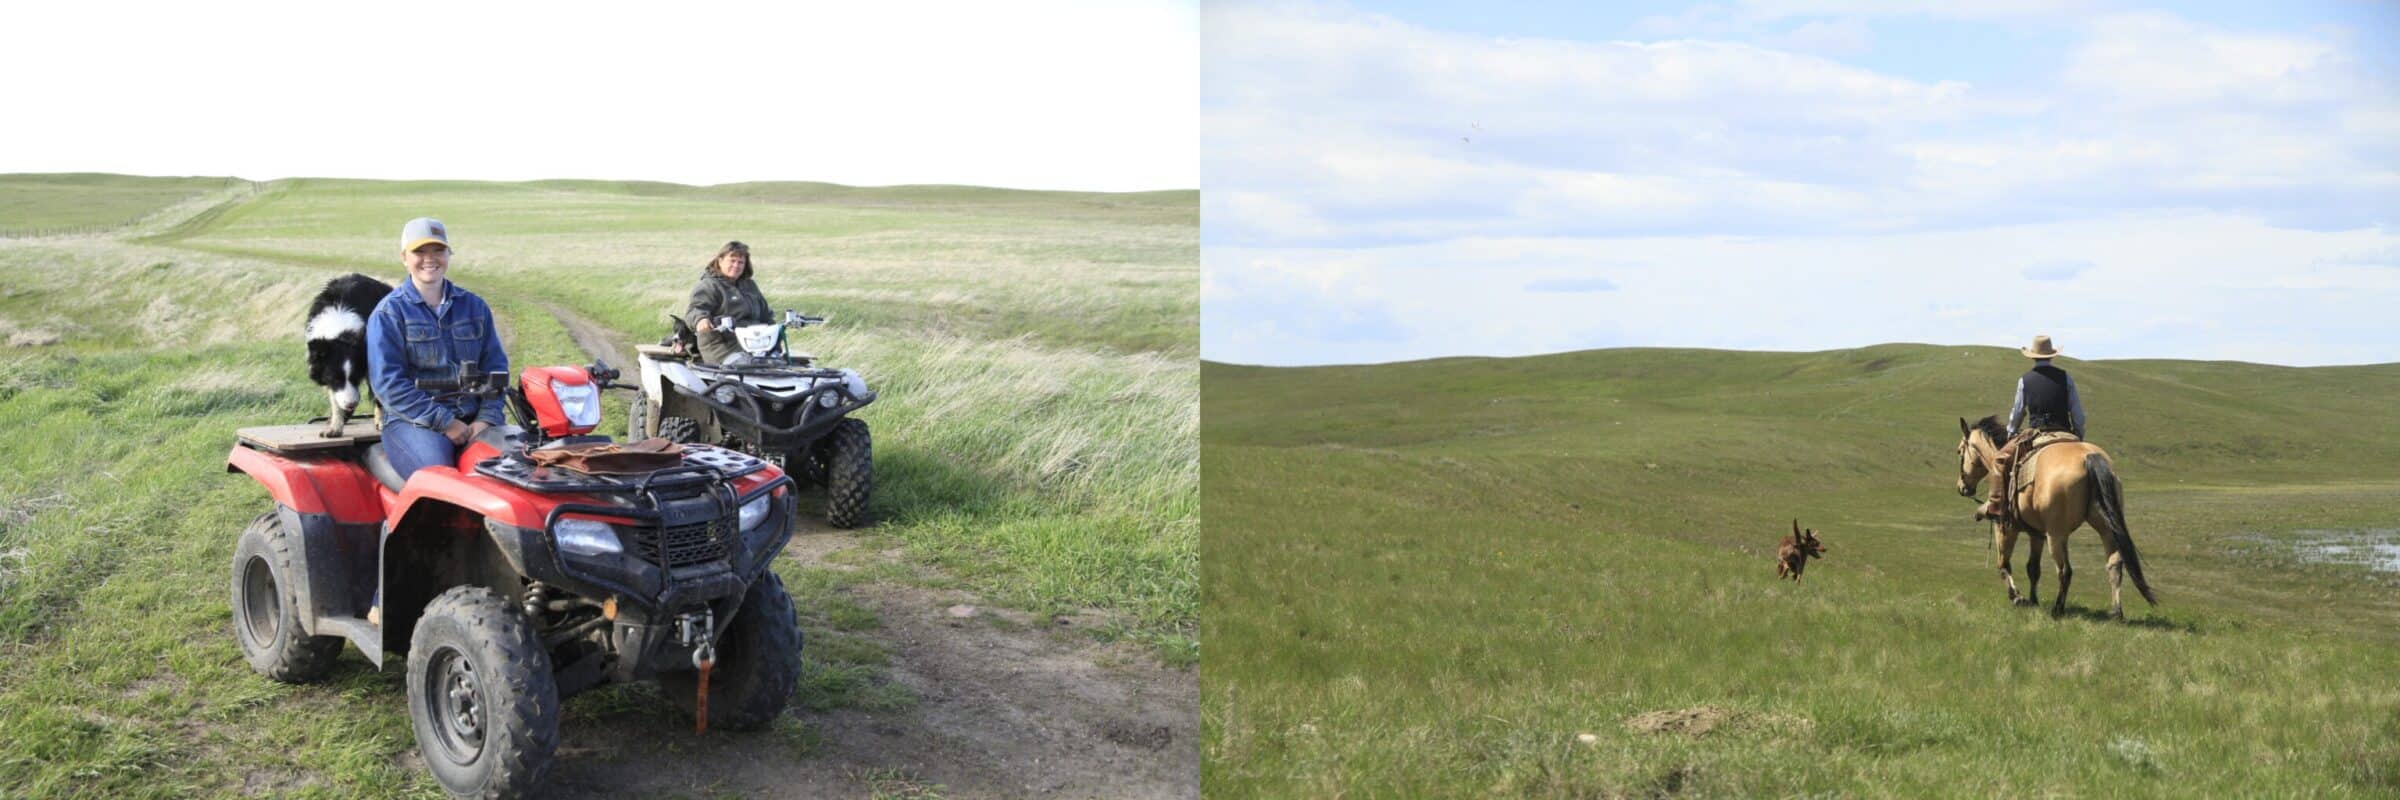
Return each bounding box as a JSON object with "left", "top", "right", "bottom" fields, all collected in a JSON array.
[{"left": 1777, "top": 519, "right": 1828, "bottom": 581}]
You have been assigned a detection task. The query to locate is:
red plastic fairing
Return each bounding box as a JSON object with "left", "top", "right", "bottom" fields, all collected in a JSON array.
[
  {"left": 520, "top": 366, "right": 599, "bottom": 437},
  {"left": 457, "top": 440, "right": 504, "bottom": 470},
  {"left": 225, "top": 446, "right": 386, "bottom": 525},
  {"left": 731, "top": 464, "right": 786, "bottom": 496},
  {"left": 384, "top": 466, "right": 560, "bottom": 531}
]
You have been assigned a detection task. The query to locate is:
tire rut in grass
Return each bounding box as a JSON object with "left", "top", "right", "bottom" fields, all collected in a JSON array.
[{"left": 536, "top": 301, "right": 631, "bottom": 372}]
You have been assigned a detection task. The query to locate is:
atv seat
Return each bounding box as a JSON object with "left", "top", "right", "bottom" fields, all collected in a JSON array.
[{"left": 363, "top": 443, "right": 406, "bottom": 492}]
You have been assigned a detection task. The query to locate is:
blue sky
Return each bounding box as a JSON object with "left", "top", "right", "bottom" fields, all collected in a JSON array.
[{"left": 1202, "top": 0, "right": 2400, "bottom": 365}]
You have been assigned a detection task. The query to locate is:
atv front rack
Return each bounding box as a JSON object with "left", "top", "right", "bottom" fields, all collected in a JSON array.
[
  {"left": 473, "top": 444, "right": 768, "bottom": 494},
  {"left": 670, "top": 370, "right": 877, "bottom": 448}
]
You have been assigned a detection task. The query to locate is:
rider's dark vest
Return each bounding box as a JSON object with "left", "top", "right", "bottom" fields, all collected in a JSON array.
[{"left": 2020, "top": 364, "right": 2074, "bottom": 432}]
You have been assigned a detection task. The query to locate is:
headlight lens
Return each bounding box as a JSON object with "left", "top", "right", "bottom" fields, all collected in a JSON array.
[
  {"left": 739, "top": 494, "right": 772, "bottom": 531},
  {"left": 552, "top": 380, "right": 600, "bottom": 428},
  {"left": 554, "top": 518, "right": 623, "bottom": 556}
]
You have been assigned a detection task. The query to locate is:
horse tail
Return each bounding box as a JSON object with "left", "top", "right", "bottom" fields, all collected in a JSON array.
[{"left": 2085, "top": 454, "right": 2157, "bottom": 606}]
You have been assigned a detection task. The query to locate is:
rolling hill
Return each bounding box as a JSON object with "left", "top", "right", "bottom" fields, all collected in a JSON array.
[{"left": 1204, "top": 345, "right": 2400, "bottom": 797}]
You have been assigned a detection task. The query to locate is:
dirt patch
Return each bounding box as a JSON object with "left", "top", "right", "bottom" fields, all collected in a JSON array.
[
  {"left": 540, "top": 525, "right": 1196, "bottom": 799},
  {"left": 1626, "top": 706, "right": 1810, "bottom": 738},
  {"left": 529, "top": 304, "right": 1194, "bottom": 798},
  {"left": 241, "top": 768, "right": 319, "bottom": 796},
  {"left": 7, "top": 330, "right": 60, "bottom": 347},
  {"left": 539, "top": 301, "right": 631, "bottom": 371}
]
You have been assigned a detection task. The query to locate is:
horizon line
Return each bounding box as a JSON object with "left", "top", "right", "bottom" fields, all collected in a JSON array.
[
  {"left": 0, "top": 170, "right": 1198, "bottom": 196},
  {"left": 1202, "top": 342, "right": 2400, "bottom": 371}
]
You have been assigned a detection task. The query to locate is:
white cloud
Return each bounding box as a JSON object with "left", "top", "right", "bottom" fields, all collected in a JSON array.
[
  {"left": 2065, "top": 13, "right": 2348, "bottom": 110},
  {"left": 2023, "top": 259, "right": 2093, "bottom": 281},
  {"left": 1205, "top": 2, "right": 2396, "bottom": 247},
  {"left": 1769, "top": 18, "right": 1874, "bottom": 55},
  {"left": 1524, "top": 277, "right": 1619, "bottom": 293},
  {"left": 1205, "top": 212, "right": 2400, "bottom": 366}
]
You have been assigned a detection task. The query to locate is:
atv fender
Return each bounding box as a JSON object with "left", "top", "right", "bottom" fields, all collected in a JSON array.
[
  {"left": 227, "top": 447, "right": 385, "bottom": 645},
  {"left": 226, "top": 446, "right": 384, "bottom": 524},
  {"left": 376, "top": 468, "right": 556, "bottom": 660}
]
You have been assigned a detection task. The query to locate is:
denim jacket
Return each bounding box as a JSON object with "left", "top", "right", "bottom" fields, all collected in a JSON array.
[{"left": 365, "top": 279, "right": 508, "bottom": 430}]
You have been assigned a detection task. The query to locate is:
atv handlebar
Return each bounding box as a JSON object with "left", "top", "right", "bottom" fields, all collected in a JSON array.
[
  {"left": 415, "top": 361, "right": 508, "bottom": 396},
  {"left": 585, "top": 361, "right": 621, "bottom": 388},
  {"left": 701, "top": 311, "right": 828, "bottom": 333}
]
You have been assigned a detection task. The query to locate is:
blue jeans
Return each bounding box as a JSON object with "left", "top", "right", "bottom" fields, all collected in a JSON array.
[{"left": 382, "top": 419, "right": 457, "bottom": 481}]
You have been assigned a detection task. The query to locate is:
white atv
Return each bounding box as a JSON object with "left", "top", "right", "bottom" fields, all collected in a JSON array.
[{"left": 633, "top": 310, "right": 876, "bottom": 528}]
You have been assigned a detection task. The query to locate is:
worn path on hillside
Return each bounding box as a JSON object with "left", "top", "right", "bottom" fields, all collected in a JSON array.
[{"left": 533, "top": 302, "right": 1197, "bottom": 798}]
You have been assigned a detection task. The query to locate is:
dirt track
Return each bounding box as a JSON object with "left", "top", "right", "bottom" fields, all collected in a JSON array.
[{"left": 530, "top": 304, "right": 1197, "bottom": 798}]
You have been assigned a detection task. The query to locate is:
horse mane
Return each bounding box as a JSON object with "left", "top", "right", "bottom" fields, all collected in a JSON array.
[{"left": 1970, "top": 415, "right": 2009, "bottom": 447}]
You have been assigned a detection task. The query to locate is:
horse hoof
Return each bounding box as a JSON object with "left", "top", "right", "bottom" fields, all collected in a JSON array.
[{"left": 2011, "top": 597, "right": 2034, "bottom": 608}]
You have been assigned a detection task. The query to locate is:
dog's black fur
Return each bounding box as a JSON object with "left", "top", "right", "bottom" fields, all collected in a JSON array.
[{"left": 307, "top": 273, "right": 393, "bottom": 437}]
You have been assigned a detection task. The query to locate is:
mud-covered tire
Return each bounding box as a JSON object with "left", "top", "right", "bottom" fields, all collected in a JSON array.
[
  {"left": 661, "top": 571, "right": 803, "bottom": 731},
  {"left": 406, "top": 586, "right": 559, "bottom": 800},
  {"left": 231, "top": 510, "right": 343, "bottom": 682},
  {"left": 627, "top": 394, "right": 650, "bottom": 440},
  {"left": 656, "top": 414, "right": 700, "bottom": 444},
  {"left": 821, "top": 418, "right": 872, "bottom": 529}
]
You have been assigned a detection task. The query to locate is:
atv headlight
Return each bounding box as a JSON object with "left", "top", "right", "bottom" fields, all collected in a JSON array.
[
  {"left": 738, "top": 494, "right": 772, "bottom": 531},
  {"left": 554, "top": 518, "right": 623, "bottom": 557},
  {"left": 552, "top": 379, "right": 601, "bottom": 429},
  {"left": 712, "top": 385, "right": 739, "bottom": 405}
]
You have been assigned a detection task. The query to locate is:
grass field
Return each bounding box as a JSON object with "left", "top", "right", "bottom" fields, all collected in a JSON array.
[
  {"left": 0, "top": 174, "right": 1194, "bottom": 797},
  {"left": 0, "top": 174, "right": 247, "bottom": 237},
  {"left": 1203, "top": 345, "right": 2400, "bottom": 797}
]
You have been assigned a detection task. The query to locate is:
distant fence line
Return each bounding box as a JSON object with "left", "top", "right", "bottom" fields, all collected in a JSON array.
[
  {"left": 0, "top": 224, "right": 118, "bottom": 238},
  {"left": 0, "top": 180, "right": 261, "bottom": 240}
]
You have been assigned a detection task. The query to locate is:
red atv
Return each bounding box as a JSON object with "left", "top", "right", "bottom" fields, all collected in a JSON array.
[{"left": 226, "top": 361, "right": 804, "bottom": 799}]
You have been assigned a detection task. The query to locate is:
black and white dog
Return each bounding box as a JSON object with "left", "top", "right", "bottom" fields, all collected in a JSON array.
[{"left": 306, "top": 273, "right": 393, "bottom": 437}]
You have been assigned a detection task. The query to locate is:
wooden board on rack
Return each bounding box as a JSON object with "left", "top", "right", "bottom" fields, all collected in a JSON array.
[{"left": 235, "top": 422, "right": 380, "bottom": 454}]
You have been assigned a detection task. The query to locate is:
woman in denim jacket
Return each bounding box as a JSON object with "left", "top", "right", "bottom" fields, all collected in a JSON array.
[{"left": 365, "top": 217, "right": 510, "bottom": 481}]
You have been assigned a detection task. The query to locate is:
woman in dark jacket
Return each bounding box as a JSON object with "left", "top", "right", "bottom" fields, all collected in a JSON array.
[{"left": 688, "top": 240, "right": 774, "bottom": 363}]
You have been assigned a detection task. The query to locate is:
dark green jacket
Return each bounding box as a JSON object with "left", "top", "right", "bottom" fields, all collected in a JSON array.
[{"left": 688, "top": 265, "right": 773, "bottom": 362}]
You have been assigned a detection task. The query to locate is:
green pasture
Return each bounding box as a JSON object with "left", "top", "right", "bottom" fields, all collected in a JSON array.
[
  {"left": 0, "top": 173, "right": 1194, "bottom": 796},
  {"left": 0, "top": 174, "right": 246, "bottom": 236},
  {"left": 1203, "top": 345, "right": 2400, "bottom": 797}
]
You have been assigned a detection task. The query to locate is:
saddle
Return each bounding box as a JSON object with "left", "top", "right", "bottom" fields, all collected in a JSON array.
[
  {"left": 1999, "top": 430, "right": 2081, "bottom": 522},
  {"left": 2009, "top": 432, "right": 2080, "bottom": 491}
]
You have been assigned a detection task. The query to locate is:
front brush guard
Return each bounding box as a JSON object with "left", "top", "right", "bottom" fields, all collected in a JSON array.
[{"left": 667, "top": 375, "right": 875, "bottom": 450}]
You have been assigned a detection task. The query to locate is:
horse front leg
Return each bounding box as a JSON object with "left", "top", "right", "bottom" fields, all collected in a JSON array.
[
  {"left": 1994, "top": 523, "right": 2025, "bottom": 605},
  {"left": 2048, "top": 533, "right": 2074, "bottom": 618}
]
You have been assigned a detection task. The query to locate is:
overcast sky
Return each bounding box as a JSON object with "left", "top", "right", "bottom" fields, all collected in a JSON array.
[
  {"left": 1203, "top": 0, "right": 2400, "bottom": 366},
  {"left": 2, "top": 1, "right": 1196, "bottom": 192}
]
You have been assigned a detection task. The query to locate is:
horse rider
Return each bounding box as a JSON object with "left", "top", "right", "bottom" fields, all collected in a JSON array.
[{"left": 1978, "top": 334, "right": 2086, "bottom": 522}]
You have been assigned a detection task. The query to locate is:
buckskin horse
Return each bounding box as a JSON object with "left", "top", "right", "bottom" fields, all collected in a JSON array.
[{"left": 1954, "top": 416, "right": 2157, "bottom": 618}]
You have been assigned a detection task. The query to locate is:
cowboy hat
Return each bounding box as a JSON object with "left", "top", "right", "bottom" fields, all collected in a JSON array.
[{"left": 2021, "top": 334, "right": 2063, "bottom": 359}]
